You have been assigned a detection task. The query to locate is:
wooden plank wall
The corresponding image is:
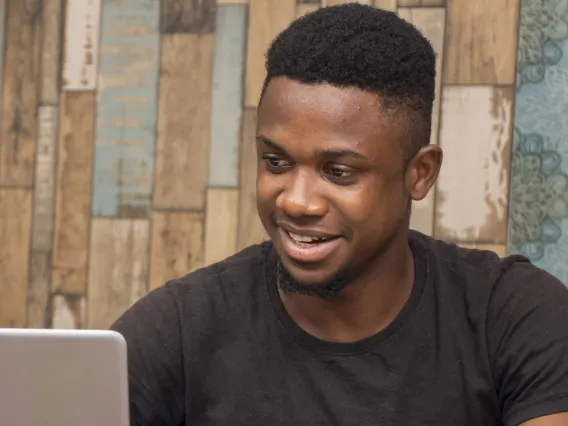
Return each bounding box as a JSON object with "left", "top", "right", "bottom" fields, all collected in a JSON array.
[{"left": 0, "top": 0, "right": 522, "bottom": 329}]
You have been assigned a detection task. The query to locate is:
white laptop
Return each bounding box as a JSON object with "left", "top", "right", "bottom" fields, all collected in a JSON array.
[{"left": 0, "top": 328, "right": 130, "bottom": 426}]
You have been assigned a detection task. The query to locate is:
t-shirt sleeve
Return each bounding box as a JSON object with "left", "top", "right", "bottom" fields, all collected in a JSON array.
[
  {"left": 110, "top": 282, "right": 185, "bottom": 426},
  {"left": 487, "top": 259, "right": 568, "bottom": 426}
]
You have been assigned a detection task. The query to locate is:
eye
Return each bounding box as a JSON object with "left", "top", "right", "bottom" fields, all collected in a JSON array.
[
  {"left": 262, "top": 155, "right": 292, "bottom": 173},
  {"left": 324, "top": 164, "right": 357, "bottom": 183}
]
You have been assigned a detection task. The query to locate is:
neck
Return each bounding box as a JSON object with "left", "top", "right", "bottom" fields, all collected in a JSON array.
[{"left": 277, "top": 231, "right": 415, "bottom": 343}]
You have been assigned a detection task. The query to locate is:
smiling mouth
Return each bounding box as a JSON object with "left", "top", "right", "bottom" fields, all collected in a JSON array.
[{"left": 279, "top": 228, "right": 342, "bottom": 264}]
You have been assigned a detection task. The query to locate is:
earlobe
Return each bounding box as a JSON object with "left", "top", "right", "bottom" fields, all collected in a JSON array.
[{"left": 408, "top": 144, "right": 443, "bottom": 201}]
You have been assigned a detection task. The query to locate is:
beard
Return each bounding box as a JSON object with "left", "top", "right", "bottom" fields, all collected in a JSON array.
[{"left": 276, "top": 260, "right": 355, "bottom": 300}]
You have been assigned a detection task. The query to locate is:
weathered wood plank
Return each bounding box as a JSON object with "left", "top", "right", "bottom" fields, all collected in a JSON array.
[
  {"left": 208, "top": 5, "right": 246, "bottom": 187},
  {"left": 0, "top": 0, "right": 42, "bottom": 187},
  {"left": 397, "top": 0, "right": 445, "bottom": 6},
  {"left": 51, "top": 294, "right": 86, "bottom": 329},
  {"left": 62, "top": 0, "right": 102, "bottom": 91},
  {"left": 245, "top": 0, "right": 296, "bottom": 107},
  {"left": 0, "top": 189, "right": 32, "bottom": 327},
  {"left": 204, "top": 188, "right": 239, "bottom": 265},
  {"left": 149, "top": 211, "right": 204, "bottom": 291},
  {"left": 92, "top": 0, "right": 160, "bottom": 218},
  {"left": 87, "top": 218, "right": 149, "bottom": 329},
  {"left": 434, "top": 86, "right": 513, "bottom": 244},
  {"left": 41, "top": 0, "right": 63, "bottom": 104},
  {"left": 0, "top": 1, "right": 6, "bottom": 110},
  {"left": 443, "top": 0, "right": 519, "bottom": 85},
  {"left": 52, "top": 92, "right": 96, "bottom": 295},
  {"left": 27, "top": 251, "right": 51, "bottom": 328},
  {"left": 398, "top": 7, "right": 445, "bottom": 236},
  {"left": 374, "top": 0, "right": 397, "bottom": 11},
  {"left": 238, "top": 109, "right": 268, "bottom": 250},
  {"left": 160, "top": 0, "right": 216, "bottom": 34},
  {"left": 154, "top": 34, "right": 213, "bottom": 209},
  {"left": 218, "top": 0, "right": 248, "bottom": 3},
  {"left": 324, "top": 0, "right": 372, "bottom": 5},
  {"left": 32, "top": 106, "right": 58, "bottom": 251},
  {"left": 297, "top": 2, "right": 319, "bottom": 17}
]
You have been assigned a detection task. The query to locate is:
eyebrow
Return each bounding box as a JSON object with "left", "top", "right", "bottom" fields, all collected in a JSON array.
[{"left": 256, "top": 135, "right": 369, "bottom": 160}]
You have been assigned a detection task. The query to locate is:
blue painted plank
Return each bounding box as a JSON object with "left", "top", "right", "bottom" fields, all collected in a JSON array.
[
  {"left": 208, "top": 5, "right": 246, "bottom": 188},
  {"left": 507, "top": 0, "right": 568, "bottom": 285},
  {"left": 92, "top": 0, "right": 160, "bottom": 218}
]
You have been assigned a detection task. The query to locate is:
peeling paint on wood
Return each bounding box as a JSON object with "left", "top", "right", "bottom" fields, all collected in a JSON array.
[
  {"left": 208, "top": 5, "right": 246, "bottom": 187},
  {"left": 434, "top": 86, "right": 513, "bottom": 243},
  {"left": 398, "top": 7, "right": 445, "bottom": 236},
  {"left": 0, "top": 189, "right": 32, "bottom": 327},
  {"left": 27, "top": 251, "right": 51, "bottom": 328},
  {"left": 0, "top": 0, "right": 42, "bottom": 187},
  {"left": 87, "top": 218, "right": 149, "bottom": 329},
  {"left": 443, "top": 0, "right": 519, "bottom": 85},
  {"left": 160, "top": 0, "right": 216, "bottom": 34},
  {"left": 149, "top": 211, "right": 204, "bottom": 290},
  {"left": 245, "top": 0, "right": 296, "bottom": 107},
  {"left": 51, "top": 294, "right": 86, "bottom": 329},
  {"left": 204, "top": 188, "right": 238, "bottom": 266},
  {"left": 32, "top": 106, "right": 58, "bottom": 251},
  {"left": 52, "top": 92, "right": 96, "bottom": 294},
  {"left": 62, "top": 0, "right": 102, "bottom": 91},
  {"left": 238, "top": 108, "right": 268, "bottom": 250},
  {"left": 92, "top": 0, "right": 160, "bottom": 218},
  {"left": 41, "top": 0, "right": 63, "bottom": 104},
  {"left": 154, "top": 34, "right": 213, "bottom": 209}
]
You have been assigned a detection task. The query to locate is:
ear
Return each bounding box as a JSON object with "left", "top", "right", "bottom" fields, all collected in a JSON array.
[{"left": 405, "top": 144, "right": 443, "bottom": 201}]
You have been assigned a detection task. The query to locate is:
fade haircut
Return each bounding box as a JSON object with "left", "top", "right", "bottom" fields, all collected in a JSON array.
[{"left": 260, "top": 3, "right": 437, "bottom": 160}]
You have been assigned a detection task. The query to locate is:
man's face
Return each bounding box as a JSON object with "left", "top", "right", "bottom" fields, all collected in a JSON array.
[{"left": 256, "top": 77, "right": 440, "bottom": 294}]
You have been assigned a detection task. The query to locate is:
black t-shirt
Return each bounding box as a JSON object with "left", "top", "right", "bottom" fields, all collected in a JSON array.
[{"left": 111, "top": 231, "right": 568, "bottom": 426}]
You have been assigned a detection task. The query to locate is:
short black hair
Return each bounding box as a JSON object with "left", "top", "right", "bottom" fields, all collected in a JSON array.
[{"left": 261, "top": 3, "right": 437, "bottom": 159}]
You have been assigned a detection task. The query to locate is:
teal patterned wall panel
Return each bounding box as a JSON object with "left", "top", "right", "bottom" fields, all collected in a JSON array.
[{"left": 508, "top": 0, "right": 568, "bottom": 284}]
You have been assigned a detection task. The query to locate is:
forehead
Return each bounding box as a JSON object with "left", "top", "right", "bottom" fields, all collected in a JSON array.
[{"left": 256, "top": 77, "right": 402, "bottom": 160}]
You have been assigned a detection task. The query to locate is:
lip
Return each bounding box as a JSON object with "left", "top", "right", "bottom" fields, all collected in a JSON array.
[
  {"left": 278, "top": 227, "right": 342, "bottom": 264},
  {"left": 277, "top": 222, "right": 340, "bottom": 240}
]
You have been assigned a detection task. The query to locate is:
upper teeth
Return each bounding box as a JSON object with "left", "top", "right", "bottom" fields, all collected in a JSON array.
[{"left": 288, "top": 232, "right": 326, "bottom": 243}]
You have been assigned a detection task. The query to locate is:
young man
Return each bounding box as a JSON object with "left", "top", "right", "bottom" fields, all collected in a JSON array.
[{"left": 111, "top": 4, "right": 568, "bottom": 425}]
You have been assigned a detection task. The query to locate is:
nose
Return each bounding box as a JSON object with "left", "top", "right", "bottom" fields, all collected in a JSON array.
[{"left": 275, "top": 171, "right": 328, "bottom": 218}]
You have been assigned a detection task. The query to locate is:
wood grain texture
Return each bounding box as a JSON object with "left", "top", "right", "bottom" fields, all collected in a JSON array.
[
  {"left": 161, "top": 0, "right": 216, "bottom": 34},
  {"left": 27, "top": 251, "right": 51, "bottom": 328},
  {"left": 397, "top": 0, "right": 445, "bottom": 6},
  {"left": 87, "top": 219, "right": 149, "bottom": 329},
  {"left": 51, "top": 294, "right": 86, "bottom": 328},
  {"left": 149, "top": 211, "right": 204, "bottom": 290},
  {"left": 204, "top": 188, "right": 239, "bottom": 265},
  {"left": 40, "top": 0, "right": 63, "bottom": 104},
  {"left": 52, "top": 92, "right": 96, "bottom": 295},
  {"left": 0, "top": 0, "right": 42, "bottom": 187},
  {"left": 245, "top": 0, "right": 296, "bottom": 107},
  {"left": 434, "top": 86, "right": 513, "bottom": 244},
  {"left": 398, "top": 7, "right": 445, "bottom": 236},
  {"left": 458, "top": 243, "right": 506, "bottom": 258},
  {"left": 208, "top": 5, "right": 246, "bottom": 187},
  {"left": 0, "top": 1, "right": 6, "bottom": 112},
  {"left": 93, "top": 0, "right": 160, "bottom": 218},
  {"left": 443, "top": 0, "right": 519, "bottom": 85},
  {"left": 154, "top": 34, "right": 213, "bottom": 209},
  {"left": 32, "top": 106, "right": 58, "bottom": 251},
  {"left": 62, "top": 0, "right": 102, "bottom": 91},
  {"left": 374, "top": 0, "right": 397, "bottom": 11},
  {"left": 238, "top": 109, "right": 268, "bottom": 250},
  {"left": 0, "top": 189, "right": 32, "bottom": 327}
]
